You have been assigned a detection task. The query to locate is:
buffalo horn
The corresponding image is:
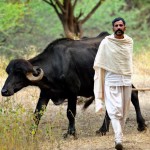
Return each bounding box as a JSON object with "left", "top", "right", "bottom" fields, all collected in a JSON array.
[{"left": 26, "top": 66, "right": 44, "bottom": 81}]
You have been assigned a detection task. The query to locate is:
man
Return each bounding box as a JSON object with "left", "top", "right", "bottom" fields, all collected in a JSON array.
[{"left": 93, "top": 17, "right": 133, "bottom": 150}]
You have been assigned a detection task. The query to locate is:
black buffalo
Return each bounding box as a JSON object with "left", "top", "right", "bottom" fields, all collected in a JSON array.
[{"left": 1, "top": 32, "right": 146, "bottom": 138}]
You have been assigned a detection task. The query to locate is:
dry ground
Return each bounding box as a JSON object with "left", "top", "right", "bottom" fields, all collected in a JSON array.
[
  {"left": 38, "top": 90, "right": 150, "bottom": 150},
  {"left": 0, "top": 74, "right": 150, "bottom": 150}
]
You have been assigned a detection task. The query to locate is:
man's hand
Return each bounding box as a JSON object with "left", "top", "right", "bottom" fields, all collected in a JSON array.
[{"left": 95, "top": 99, "right": 104, "bottom": 113}]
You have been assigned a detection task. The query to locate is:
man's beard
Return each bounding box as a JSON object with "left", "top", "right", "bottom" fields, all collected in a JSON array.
[{"left": 115, "top": 29, "right": 124, "bottom": 36}]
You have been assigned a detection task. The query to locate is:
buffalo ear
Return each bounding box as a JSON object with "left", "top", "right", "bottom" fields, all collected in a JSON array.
[
  {"left": 6, "top": 59, "right": 33, "bottom": 74},
  {"left": 17, "top": 60, "right": 33, "bottom": 74}
]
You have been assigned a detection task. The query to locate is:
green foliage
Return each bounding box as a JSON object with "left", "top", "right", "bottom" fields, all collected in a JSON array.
[
  {"left": 0, "top": 0, "right": 150, "bottom": 59},
  {"left": 28, "top": 1, "right": 63, "bottom": 37},
  {"left": 131, "top": 0, "right": 150, "bottom": 8},
  {"left": 0, "top": 2, "right": 27, "bottom": 31},
  {"left": 83, "top": 0, "right": 125, "bottom": 34},
  {"left": 0, "top": 1, "right": 32, "bottom": 59},
  {"left": 83, "top": 0, "right": 150, "bottom": 53}
]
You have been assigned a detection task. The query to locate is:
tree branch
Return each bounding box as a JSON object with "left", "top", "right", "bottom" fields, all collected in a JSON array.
[
  {"left": 72, "top": 0, "right": 78, "bottom": 11},
  {"left": 43, "top": 0, "right": 52, "bottom": 5},
  {"left": 64, "top": 0, "right": 70, "bottom": 10},
  {"left": 76, "top": 11, "right": 83, "bottom": 20},
  {"left": 80, "top": 0, "right": 106, "bottom": 24},
  {"left": 55, "top": 0, "right": 65, "bottom": 13},
  {"left": 43, "top": 0, "right": 63, "bottom": 20}
]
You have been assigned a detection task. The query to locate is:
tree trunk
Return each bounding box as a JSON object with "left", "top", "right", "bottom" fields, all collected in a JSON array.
[
  {"left": 62, "top": 19, "right": 82, "bottom": 39},
  {"left": 43, "top": 0, "right": 105, "bottom": 39}
]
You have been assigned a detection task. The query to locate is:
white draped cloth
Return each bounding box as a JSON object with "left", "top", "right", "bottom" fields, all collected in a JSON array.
[{"left": 93, "top": 34, "right": 133, "bottom": 112}]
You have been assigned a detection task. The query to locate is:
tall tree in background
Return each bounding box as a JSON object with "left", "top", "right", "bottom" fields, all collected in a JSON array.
[{"left": 43, "top": 0, "right": 106, "bottom": 39}]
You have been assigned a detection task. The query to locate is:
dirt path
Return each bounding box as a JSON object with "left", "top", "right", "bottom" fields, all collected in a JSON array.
[
  {"left": 33, "top": 90, "right": 150, "bottom": 150},
  {"left": 0, "top": 73, "right": 150, "bottom": 150}
]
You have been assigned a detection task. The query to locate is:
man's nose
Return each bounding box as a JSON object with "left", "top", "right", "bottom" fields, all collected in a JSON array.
[{"left": 117, "top": 26, "right": 121, "bottom": 29}]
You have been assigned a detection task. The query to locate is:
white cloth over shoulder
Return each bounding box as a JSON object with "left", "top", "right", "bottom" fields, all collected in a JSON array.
[
  {"left": 94, "top": 67, "right": 105, "bottom": 112},
  {"left": 95, "top": 98, "right": 104, "bottom": 113},
  {"left": 93, "top": 34, "right": 133, "bottom": 113}
]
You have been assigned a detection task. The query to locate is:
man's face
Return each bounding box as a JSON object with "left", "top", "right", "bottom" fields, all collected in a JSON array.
[{"left": 113, "top": 20, "right": 126, "bottom": 36}]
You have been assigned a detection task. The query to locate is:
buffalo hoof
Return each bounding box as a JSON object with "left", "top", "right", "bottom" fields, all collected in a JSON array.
[
  {"left": 96, "top": 129, "right": 107, "bottom": 136},
  {"left": 137, "top": 123, "right": 147, "bottom": 131},
  {"left": 63, "top": 132, "right": 78, "bottom": 140}
]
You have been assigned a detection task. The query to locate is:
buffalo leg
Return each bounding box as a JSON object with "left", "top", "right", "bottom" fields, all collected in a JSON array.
[
  {"left": 131, "top": 86, "right": 147, "bottom": 131},
  {"left": 96, "top": 111, "right": 110, "bottom": 136},
  {"left": 31, "top": 94, "right": 49, "bottom": 134},
  {"left": 34, "top": 97, "right": 49, "bottom": 126},
  {"left": 64, "top": 96, "right": 77, "bottom": 139}
]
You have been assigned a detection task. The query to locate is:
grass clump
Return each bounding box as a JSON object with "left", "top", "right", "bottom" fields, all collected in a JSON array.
[
  {"left": 0, "top": 98, "right": 37, "bottom": 150},
  {"left": 0, "top": 95, "right": 67, "bottom": 150}
]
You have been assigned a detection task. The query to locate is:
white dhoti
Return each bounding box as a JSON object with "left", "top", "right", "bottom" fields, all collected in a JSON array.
[{"left": 105, "top": 85, "right": 131, "bottom": 143}]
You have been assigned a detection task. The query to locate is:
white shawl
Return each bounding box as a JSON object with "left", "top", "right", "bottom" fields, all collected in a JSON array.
[{"left": 94, "top": 34, "right": 133, "bottom": 112}]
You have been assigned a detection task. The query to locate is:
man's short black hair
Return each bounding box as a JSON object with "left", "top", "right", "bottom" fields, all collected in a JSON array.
[{"left": 112, "top": 17, "right": 126, "bottom": 26}]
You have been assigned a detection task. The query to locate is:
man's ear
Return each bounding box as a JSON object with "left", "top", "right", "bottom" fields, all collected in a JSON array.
[{"left": 124, "top": 26, "right": 126, "bottom": 31}]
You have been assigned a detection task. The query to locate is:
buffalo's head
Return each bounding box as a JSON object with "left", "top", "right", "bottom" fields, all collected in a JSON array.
[{"left": 1, "top": 59, "right": 44, "bottom": 96}]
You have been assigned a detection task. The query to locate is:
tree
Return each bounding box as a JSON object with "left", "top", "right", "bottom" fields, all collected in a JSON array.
[{"left": 43, "top": 0, "right": 106, "bottom": 39}]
